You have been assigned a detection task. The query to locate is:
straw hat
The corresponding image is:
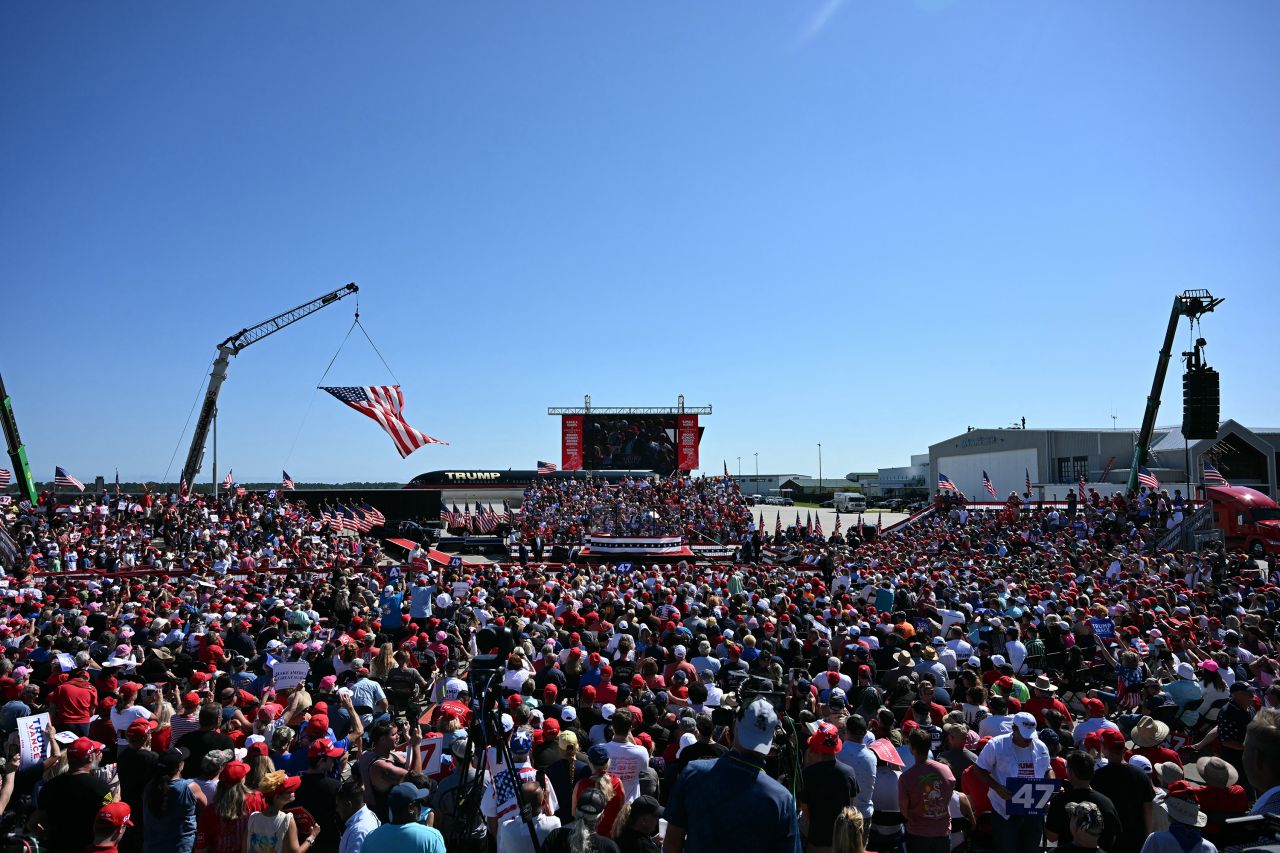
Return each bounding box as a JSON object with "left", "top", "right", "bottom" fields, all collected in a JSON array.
[
  {"left": 1129, "top": 716, "right": 1170, "bottom": 749},
  {"left": 1192, "top": 756, "right": 1239, "bottom": 788}
]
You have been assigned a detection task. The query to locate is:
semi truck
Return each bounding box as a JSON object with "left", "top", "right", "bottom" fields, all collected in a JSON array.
[{"left": 1204, "top": 485, "right": 1280, "bottom": 558}]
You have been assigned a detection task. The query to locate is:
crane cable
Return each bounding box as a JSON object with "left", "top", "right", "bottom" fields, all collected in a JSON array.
[
  {"left": 161, "top": 356, "right": 217, "bottom": 486},
  {"left": 282, "top": 294, "right": 401, "bottom": 468}
]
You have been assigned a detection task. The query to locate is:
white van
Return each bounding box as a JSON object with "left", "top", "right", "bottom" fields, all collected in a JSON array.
[{"left": 834, "top": 492, "right": 867, "bottom": 513}]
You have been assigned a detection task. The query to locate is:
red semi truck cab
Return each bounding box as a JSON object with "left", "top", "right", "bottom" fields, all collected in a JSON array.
[{"left": 1205, "top": 485, "right": 1280, "bottom": 558}]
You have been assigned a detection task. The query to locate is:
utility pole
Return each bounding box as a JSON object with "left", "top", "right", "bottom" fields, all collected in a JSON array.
[
  {"left": 737, "top": 456, "right": 741, "bottom": 479},
  {"left": 818, "top": 443, "right": 823, "bottom": 499},
  {"left": 754, "top": 452, "right": 759, "bottom": 494}
]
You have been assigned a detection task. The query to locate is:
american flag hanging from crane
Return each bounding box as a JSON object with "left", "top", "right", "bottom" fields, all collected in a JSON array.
[{"left": 321, "top": 386, "right": 447, "bottom": 458}]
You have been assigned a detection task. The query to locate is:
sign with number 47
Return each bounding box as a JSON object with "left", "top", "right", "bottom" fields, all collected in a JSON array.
[{"left": 1006, "top": 778, "right": 1062, "bottom": 816}]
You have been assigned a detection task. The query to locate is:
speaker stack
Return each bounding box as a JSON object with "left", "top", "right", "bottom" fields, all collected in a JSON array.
[{"left": 1183, "top": 368, "right": 1220, "bottom": 440}]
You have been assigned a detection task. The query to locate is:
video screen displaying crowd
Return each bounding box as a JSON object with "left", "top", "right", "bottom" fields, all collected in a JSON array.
[
  {"left": 516, "top": 475, "right": 755, "bottom": 545},
  {"left": 0, "top": 480, "right": 1278, "bottom": 853}
]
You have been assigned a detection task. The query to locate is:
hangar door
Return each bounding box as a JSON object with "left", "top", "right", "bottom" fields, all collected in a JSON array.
[{"left": 937, "top": 448, "right": 1038, "bottom": 501}]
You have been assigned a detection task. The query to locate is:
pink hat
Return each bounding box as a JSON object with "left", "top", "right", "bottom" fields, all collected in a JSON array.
[
  {"left": 868, "top": 738, "right": 905, "bottom": 767},
  {"left": 1198, "top": 660, "right": 1220, "bottom": 673},
  {"left": 319, "top": 675, "right": 337, "bottom": 690}
]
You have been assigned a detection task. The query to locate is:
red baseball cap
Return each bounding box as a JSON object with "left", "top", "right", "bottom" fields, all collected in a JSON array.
[
  {"left": 1100, "top": 728, "right": 1126, "bottom": 750},
  {"left": 68, "top": 737, "right": 105, "bottom": 763},
  {"left": 127, "top": 718, "right": 158, "bottom": 738},
  {"left": 307, "top": 738, "right": 346, "bottom": 760},
  {"left": 96, "top": 802, "right": 134, "bottom": 828}
]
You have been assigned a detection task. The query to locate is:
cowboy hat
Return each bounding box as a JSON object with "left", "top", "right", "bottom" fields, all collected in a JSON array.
[
  {"left": 893, "top": 649, "right": 913, "bottom": 666},
  {"left": 1191, "top": 756, "right": 1239, "bottom": 788},
  {"left": 1032, "top": 674, "right": 1057, "bottom": 693},
  {"left": 1129, "top": 716, "right": 1170, "bottom": 749}
]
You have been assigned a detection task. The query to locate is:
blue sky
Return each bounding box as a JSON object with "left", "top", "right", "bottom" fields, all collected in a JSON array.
[{"left": 3, "top": 1, "right": 1278, "bottom": 485}]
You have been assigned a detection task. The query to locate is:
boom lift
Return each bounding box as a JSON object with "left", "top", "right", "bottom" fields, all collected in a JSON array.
[
  {"left": 1126, "top": 289, "right": 1223, "bottom": 494},
  {"left": 180, "top": 283, "right": 359, "bottom": 490},
  {"left": 0, "top": 373, "right": 38, "bottom": 505}
]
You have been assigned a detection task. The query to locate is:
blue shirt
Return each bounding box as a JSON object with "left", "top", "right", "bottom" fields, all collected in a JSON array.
[
  {"left": 666, "top": 751, "right": 802, "bottom": 853},
  {"left": 381, "top": 593, "right": 404, "bottom": 628},
  {"left": 361, "top": 821, "right": 446, "bottom": 853}
]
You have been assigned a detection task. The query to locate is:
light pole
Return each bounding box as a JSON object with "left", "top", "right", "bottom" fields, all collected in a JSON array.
[
  {"left": 737, "top": 456, "right": 741, "bottom": 479},
  {"left": 818, "top": 443, "right": 823, "bottom": 501},
  {"left": 754, "top": 452, "right": 759, "bottom": 495}
]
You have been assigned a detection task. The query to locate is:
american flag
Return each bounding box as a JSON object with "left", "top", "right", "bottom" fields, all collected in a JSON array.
[
  {"left": 438, "top": 504, "right": 451, "bottom": 526},
  {"left": 536, "top": 460, "right": 557, "bottom": 474},
  {"left": 775, "top": 513, "right": 781, "bottom": 538},
  {"left": 282, "top": 470, "right": 296, "bottom": 490},
  {"left": 179, "top": 478, "right": 189, "bottom": 499},
  {"left": 833, "top": 515, "right": 841, "bottom": 536},
  {"left": 452, "top": 504, "right": 464, "bottom": 529},
  {"left": 876, "top": 512, "right": 883, "bottom": 532},
  {"left": 54, "top": 466, "right": 84, "bottom": 492},
  {"left": 491, "top": 769, "right": 518, "bottom": 820},
  {"left": 321, "top": 386, "right": 447, "bottom": 458},
  {"left": 982, "top": 471, "right": 997, "bottom": 498},
  {"left": 362, "top": 502, "right": 386, "bottom": 526},
  {"left": 338, "top": 504, "right": 364, "bottom": 532},
  {"left": 114, "top": 468, "right": 121, "bottom": 496},
  {"left": 222, "top": 470, "right": 234, "bottom": 489},
  {"left": 806, "top": 511, "right": 812, "bottom": 530},
  {"left": 463, "top": 504, "right": 473, "bottom": 533},
  {"left": 758, "top": 511, "right": 764, "bottom": 532},
  {"left": 1078, "top": 474, "right": 1087, "bottom": 504},
  {"left": 501, "top": 499, "right": 514, "bottom": 524},
  {"left": 0, "top": 469, "right": 10, "bottom": 486},
  {"left": 938, "top": 473, "right": 959, "bottom": 493},
  {"left": 350, "top": 505, "right": 375, "bottom": 532},
  {"left": 1137, "top": 466, "right": 1161, "bottom": 491},
  {"left": 1202, "top": 459, "right": 1230, "bottom": 486},
  {"left": 813, "top": 515, "right": 824, "bottom": 537},
  {"left": 1025, "top": 468, "right": 1032, "bottom": 495},
  {"left": 795, "top": 511, "right": 802, "bottom": 530}
]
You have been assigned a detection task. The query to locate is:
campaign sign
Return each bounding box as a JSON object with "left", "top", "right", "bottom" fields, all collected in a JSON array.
[
  {"left": 451, "top": 580, "right": 469, "bottom": 599},
  {"left": 273, "top": 661, "right": 310, "bottom": 690},
  {"left": 18, "top": 712, "right": 51, "bottom": 770},
  {"left": 616, "top": 562, "right": 634, "bottom": 574},
  {"left": 388, "top": 565, "right": 402, "bottom": 581},
  {"left": 1088, "top": 618, "right": 1115, "bottom": 640},
  {"left": 416, "top": 732, "right": 445, "bottom": 775},
  {"left": 449, "top": 556, "right": 463, "bottom": 569},
  {"left": 1006, "top": 778, "right": 1062, "bottom": 815}
]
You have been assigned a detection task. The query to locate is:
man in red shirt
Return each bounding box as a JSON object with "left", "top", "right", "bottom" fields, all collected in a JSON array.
[
  {"left": 1024, "top": 675, "right": 1072, "bottom": 728},
  {"left": 50, "top": 667, "right": 99, "bottom": 736}
]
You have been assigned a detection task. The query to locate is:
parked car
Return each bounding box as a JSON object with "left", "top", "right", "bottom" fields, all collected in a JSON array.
[
  {"left": 907, "top": 500, "right": 927, "bottom": 513},
  {"left": 781, "top": 497, "right": 795, "bottom": 506},
  {"left": 820, "top": 499, "right": 834, "bottom": 508},
  {"left": 881, "top": 499, "right": 904, "bottom": 511}
]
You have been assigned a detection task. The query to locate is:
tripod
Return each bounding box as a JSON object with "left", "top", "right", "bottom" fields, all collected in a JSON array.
[{"left": 445, "top": 659, "right": 545, "bottom": 853}]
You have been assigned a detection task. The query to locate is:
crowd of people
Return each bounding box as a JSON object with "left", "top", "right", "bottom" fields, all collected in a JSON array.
[
  {"left": 516, "top": 475, "right": 754, "bottom": 545},
  {"left": 0, "top": 481, "right": 1278, "bottom": 853}
]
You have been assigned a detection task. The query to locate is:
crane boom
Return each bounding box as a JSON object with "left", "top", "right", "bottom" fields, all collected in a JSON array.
[
  {"left": 179, "top": 283, "right": 359, "bottom": 490},
  {"left": 0, "top": 372, "right": 39, "bottom": 505},
  {"left": 1126, "top": 289, "right": 1223, "bottom": 494}
]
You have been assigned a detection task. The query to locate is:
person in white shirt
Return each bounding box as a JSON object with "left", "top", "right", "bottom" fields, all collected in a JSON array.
[
  {"left": 336, "top": 777, "right": 380, "bottom": 853},
  {"left": 497, "top": 783, "right": 560, "bottom": 853},
  {"left": 836, "top": 715, "right": 877, "bottom": 822},
  {"left": 601, "top": 710, "right": 649, "bottom": 802},
  {"left": 979, "top": 696, "right": 1015, "bottom": 739},
  {"left": 974, "top": 713, "right": 1052, "bottom": 853}
]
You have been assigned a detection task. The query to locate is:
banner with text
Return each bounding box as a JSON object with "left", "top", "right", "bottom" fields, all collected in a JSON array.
[
  {"left": 676, "top": 415, "right": 700, "bottom": 471},
  {"left": 561, "top": 415, "right": 583, "bottom": 471}
]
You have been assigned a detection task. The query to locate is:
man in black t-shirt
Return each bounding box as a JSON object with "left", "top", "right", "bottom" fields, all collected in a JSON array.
[
  {"left": 799, "top": 722, "right": 861, "bottom": 850},
  {"left": 30, "top": 737, "right": 114, "bottom": 853},
  {"left": 1045, "top": 751, "right": 1122, "bottom": 853},
  {"left": 174, "top": 703, "right": 234, "bottom": 779},
  {"left": 1092, "top": 731, "right": 1154, "bottom": 853},
  {"left": 116, "top": 719, "right": 160, "bottom": 853},
  {"left": 295, "top": 740, "right": 345, "bottom": 853}
]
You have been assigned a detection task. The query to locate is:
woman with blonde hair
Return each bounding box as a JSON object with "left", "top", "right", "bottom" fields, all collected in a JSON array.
[
  {"left": 832, "top": 807, "right": 867, "bottom": 853},
  {"left": 546, "top": 730, "right": 590, "bottom": 823},
  {"left": 370, "top": 642, "right": 396, "bottom": 681},
  {"left": 572, "top": 744, "right": 625, "bottom": 838},
  {"left": 194, "top": 760, "right": 264, "bottom": 853},
  {"left": 244, "top": 771, "right": 318, "bottom": 853}
]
